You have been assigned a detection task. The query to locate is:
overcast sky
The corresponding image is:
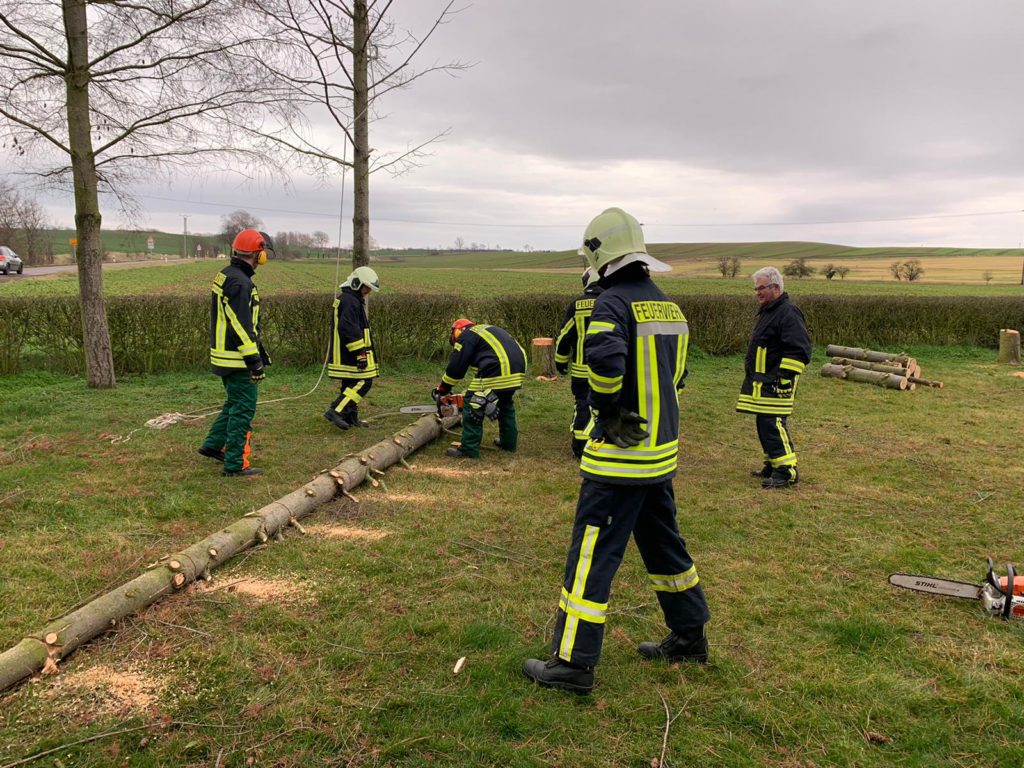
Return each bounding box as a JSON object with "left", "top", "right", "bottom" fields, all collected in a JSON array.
[{"left": 8, "top": 0, "right": 1024, "bottom": 250}]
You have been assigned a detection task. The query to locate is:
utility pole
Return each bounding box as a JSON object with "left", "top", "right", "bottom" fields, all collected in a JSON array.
[
  {"left": 183, "top": 215, "right": 190, "bottom": 260},
  {"left": 1020, "top": 210, "right": 1024, "bottom": 286}
]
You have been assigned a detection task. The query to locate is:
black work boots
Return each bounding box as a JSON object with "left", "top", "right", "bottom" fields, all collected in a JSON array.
[
  {"left": 762, "top": 466, "right": 798, "bottom": 489},
  {"left": 751, "top": 462, "right": 772, "bottom": 478},
  {"left": 637, "top": 629, "right": 709, "bottom": 664},
  {"left": 522, "top": 657, "right": 594, "bottom": 694}
]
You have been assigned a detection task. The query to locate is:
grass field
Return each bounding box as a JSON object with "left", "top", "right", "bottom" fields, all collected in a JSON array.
[
  {"left": 3, "top": 258, "right": 1024, "bottom": 300},
  {"left": 1, "top": 349, "right": 1022, "bottom": 766}
]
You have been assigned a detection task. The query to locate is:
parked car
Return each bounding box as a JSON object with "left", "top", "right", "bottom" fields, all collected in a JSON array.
[{"left": 0, "top": 246, "right": 23, "bottom": 275}]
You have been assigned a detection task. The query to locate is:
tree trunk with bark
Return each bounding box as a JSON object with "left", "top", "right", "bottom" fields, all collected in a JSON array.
[
  {"left": 820, "top": 363, "right": 909, "bottom": 390},
  {"left": 63, "top": 0, "right": 115, "bottom": 388},
  {"left": 530, "top": 337, "right": 555, "bottom": 377},
  {"left": 998, "top": 329, "right": 1021, "bottom": 365},
  {"left": 830, "top": 357, "right": 916, "bottom": 378},
  {"left": 351, "top": 0, "right": 370, "bottom": 269},
  {"left": 0, "top": 412, "right": 458, "bottom": 692},
  {"left": 825, "top": 345, "right": 913, "bottom": 367}
]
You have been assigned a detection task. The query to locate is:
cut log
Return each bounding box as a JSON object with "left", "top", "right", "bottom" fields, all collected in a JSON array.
[
  {"left": 820, "top": 363, "right": 908, "bottom": 390},
  {"left": 998, "top": 329, "right": 1021, "bottom": 365},
  {"left": 830, "top": 357, "right": 913, "bottom": 377},
  {"left": 530, "top": 337, "right": 556, "bottom": 377},
  {"left": 907, "top": 376, "right": 944, "bottom": 389},
  {"left": 0, "top": 412, "right": 459, "bottom": 693},
  {"left": 825, "top": 345, "right": 914, "bottom": 366}
]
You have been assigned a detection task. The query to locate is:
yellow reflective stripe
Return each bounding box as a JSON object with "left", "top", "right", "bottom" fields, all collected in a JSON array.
[
  {"left": 756, "top": 346, "right": 767, "bottom": 374},
  {"left": 559, "top": 525, "right": 600, "bottom": 661},
  {"left": 583, "top": 440, "right": 678, "bottom": 459},
  {"left": 780, "top": 357, "right": 805, "bottom": 374},
  {"left": 648, "top": 566, "right": 699, "bottom": 593},
  {"left": 579, "top": 460, "right": 677, "bottom": 479},
  {"left": 441, "top": 373, "right": 460, "bottom": 386},
  {"left": 558, "top": 587, "right": 607, "bottom": 624},
  {"left": 586, "top": 321, "right": 615, "bottom": 335},
  {"left": 221, "top": 301, "right": 257, "bottom": 354},
  {"left": 475, "top": 326, "right": 512, "bottom": 377},
  {"left": 555, "top": 351, "right": 571, "bottom": 364},
  {"left": 467, "top": 373, "right": 526, "bottom": 390},
  {"left": 345, "top": 338, "right": 367, "bottom": 351},
  {"left": 589, "top": 378, "right": 622, "bottom": 394},
  {"left": 770, "top": 453, "right": 797, "bottom": 467},
  {"left": 636, "top": 335, "right": 658, "bottom": 446},
  {"left": 554, "top": 318, "right": 574, "bottom": 363}
]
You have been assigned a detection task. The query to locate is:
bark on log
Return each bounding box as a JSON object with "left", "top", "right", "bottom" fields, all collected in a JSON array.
[
  {"left": 820, "top": 363, "right": 908, "bottom": 390},
  {"left": 825, "top": 345, "right": 913, "bottom": 366},
  {"left": 530, "top": 337, "right": 556, "bottom": 377},
  {"left": 830, "top": 357, "right": 913, "bottom": 377},
  {"left": 998, "top": 329, "right": 1021, "bottom": 365},
  {"left": 0, "top": 412, "right": 459, "bottom": 693},
  {"left": 907, "top": 376, "right": 944, "bottom": 389}
]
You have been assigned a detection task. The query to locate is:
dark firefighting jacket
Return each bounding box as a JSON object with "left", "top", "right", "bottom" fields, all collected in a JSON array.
[
  {"left": 329, "top": 286, "right": 379, "bottom": 380},
  {"left": 581, "top": 268, "right": 689, "bottom": 485},
  {"left": 441, "top": 324, "right": 527, "bottom": 392},
  {"left": 209, "top": 258, "right": 269, "bottom": 375},
  {"left": 735, "top": 292, "right": 812, "bottom": 416},
  {"left": 554, "top": 285, "right": 605, "bottom": 379}
]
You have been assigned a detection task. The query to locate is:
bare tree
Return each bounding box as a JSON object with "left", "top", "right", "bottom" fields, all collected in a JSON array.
[
  {"left": 0, "top": 180, "right": 50, "bottom": 264},
  {"left": 0, "top": 1, "right": 299, "bottom": 387},
  {"left": 889, "top": 261, "right": 904, "bottom": 281},
  {"left": 821, "top": 263, "right": 838, "bottom": 280},
  {"left": 220, "top": 210, "right": 265, "bottom": 247},
  {"left": 836, "top": 265, "right": 850, "bottom": 280},
  {"left": 901, "top": 259, "right": 924, "bottom": 281},
  {"left": 783, "top": 258, "right": 815, "bottom": 279},
  {"left": 716, "top": 255, "right": 741, "bottom": 278},
  {"left": 253, "top": 0, "right": 468, "bottom": 269}
]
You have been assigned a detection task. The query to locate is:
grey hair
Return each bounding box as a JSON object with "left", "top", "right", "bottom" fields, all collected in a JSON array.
[{"left": 752, "top": 266, "right": 784, "bottom": 293}]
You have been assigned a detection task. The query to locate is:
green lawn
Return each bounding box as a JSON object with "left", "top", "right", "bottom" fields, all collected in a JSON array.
[
  {"left": 0, "top": 349, "right": 1022, "bottom": 766},
  {"left": 3, "top": 259, "right": 1024, "bottom": 299}
]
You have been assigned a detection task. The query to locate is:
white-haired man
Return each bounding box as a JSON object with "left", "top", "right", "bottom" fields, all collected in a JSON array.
[{"left": 736, "top": 267, "right": 812, "bottom": 488}]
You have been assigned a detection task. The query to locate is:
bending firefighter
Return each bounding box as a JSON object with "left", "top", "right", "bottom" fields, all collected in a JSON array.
[
  {"left": 524, "top": 208, "right": 710, "bottom": 694},
  {"left": 433, "top": 319, "right": 526, "bottom": 459},
  {"left": 736, "top": 266, "right": 812, "bottom": 489},
  {"left": 199, "top": 229, "right": 274, "bottom": 477},
  {"left": 554, "top": 267, "right": 604, "bottom": 459},
  {"left": 325, "top": 267, "right": 380, "bottom": 430}
]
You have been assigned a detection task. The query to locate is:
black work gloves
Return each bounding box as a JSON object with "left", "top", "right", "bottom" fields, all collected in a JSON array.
[{"left": 597, "top": 408, "right": 649, "bottom": 448}]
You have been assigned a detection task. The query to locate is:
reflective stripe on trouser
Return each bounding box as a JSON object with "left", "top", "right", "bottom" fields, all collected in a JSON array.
[
  {"left": 755, "top": 414, "right": 796, "bottom": 468},
  {"left": 331, "top": 378, "right": 373, "bottom": 422},
  {"left": 202, "top": 370, "right": 258, "bottom": 472},
  {"left": 550, "top": 478, "right": 710, "bottom": 668},
  {"left": 570, "top": 378, "right": 590, "bottom": 456},
  {"left": 458, "top": 389, "right": 516, "bottom": 457}
]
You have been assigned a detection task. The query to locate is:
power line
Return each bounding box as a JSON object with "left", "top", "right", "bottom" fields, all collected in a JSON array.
[{"left": 111, "top": 191, "right": 1024, "bottom": 230}]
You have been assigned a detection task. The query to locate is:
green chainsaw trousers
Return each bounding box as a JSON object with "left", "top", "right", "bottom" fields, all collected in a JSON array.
[{"left": 202, "top": 370, "right": 258, "bottom": 472}]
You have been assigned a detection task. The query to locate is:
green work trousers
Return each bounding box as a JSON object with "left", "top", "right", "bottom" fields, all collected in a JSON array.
[
  {"left": 459, "top": 390, "right": 518, "bottom": 457},
  {"left": 202, "top": 371, "right": 258, "bottom": 472}
]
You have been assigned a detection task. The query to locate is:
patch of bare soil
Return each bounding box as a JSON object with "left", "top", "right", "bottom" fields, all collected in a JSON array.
[
  {"left": 416, "top": 466, "right": 492, "bottom": 479},
  {"left": 201, "top": 575, "right": 314, "bottom": 604},
  {"left": 45, "top": 662, "right": 169, "bottom": 717},
  {"left": 381, "top": 492, "right": 434, "bottom": 504},
  {"left": 307, "top": 524, "right": 390, "bottom": 541}
]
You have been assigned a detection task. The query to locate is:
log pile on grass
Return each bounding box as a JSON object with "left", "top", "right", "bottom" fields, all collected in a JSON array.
[{"left": 821, "top": 344, "right": 944, "bottom": 391}]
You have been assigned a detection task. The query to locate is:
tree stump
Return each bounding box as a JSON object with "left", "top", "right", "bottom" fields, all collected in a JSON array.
[
  {"left": 998, "top": 329, "right": 1021, "bottom": 365},
  {"left": 531, "top": 337, "right": 556, "bottom": 377}
]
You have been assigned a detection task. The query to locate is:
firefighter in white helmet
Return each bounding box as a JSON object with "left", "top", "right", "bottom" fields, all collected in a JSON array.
[
  {"left": 325, "top": 266, "right": 380, "bottom": 429},
  {"left": 524, "top": 208, "right": 710, "bottom": 694}
]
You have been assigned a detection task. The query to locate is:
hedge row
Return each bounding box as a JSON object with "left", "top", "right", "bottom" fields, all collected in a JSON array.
[{"left": 1, "top": 293, "right": 1021, "bottom": 375}]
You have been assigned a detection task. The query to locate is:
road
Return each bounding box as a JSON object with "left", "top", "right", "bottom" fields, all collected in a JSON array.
[{"left": 0, "top": 258, "right": 203, "bottom": 281}]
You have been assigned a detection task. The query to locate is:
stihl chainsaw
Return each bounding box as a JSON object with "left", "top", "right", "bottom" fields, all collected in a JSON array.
[
  {"left": 888, "top": 558, "right": 1024, "bottom": 620},
  {"left": 400, "top": 393, "right": 464, "bottom": 418}
]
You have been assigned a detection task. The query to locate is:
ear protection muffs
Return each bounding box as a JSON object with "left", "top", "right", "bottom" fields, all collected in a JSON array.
[{"left": 256, "top": 249, "right": 267, "bottom": 266}]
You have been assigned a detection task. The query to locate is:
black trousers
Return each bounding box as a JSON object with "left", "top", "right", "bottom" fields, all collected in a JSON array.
[
  {"left": 329, "top": 378, "right": 373, "bottom": 423},
  {"left": 570, "top": 377, "right": 591, "bottom": 458},
  {"left": 549, "top": 478, "right": 710, "bottom": 668},
  {"left": 754, "top": 414, "right": 796, "bottom": 468}
]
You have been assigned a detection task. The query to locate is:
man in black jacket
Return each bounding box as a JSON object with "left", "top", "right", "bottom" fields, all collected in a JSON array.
[
  {"left": 199, "top": 229, "right": 273, "bottom": 477},
  {"left": 554, "top": 267, "right": 604, "bottom": 459},
  {"left": 325, "top": 266, "right": 380, "bottom": 430},
  {"left": 736, "top": 266, "right": 812, "bottom": 488},
  {"left": 433, "top": 319, "right": 526, "bottom": 459},
  {"left": 524, "top": 208, "right": 710, "bottom": 695}
]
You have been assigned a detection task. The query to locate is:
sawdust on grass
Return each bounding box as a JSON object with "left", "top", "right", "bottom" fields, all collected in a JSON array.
[
  {"left": 307, "top": 524, "right": 390, "bottom": 541},
  {"left": 44, "top": 662, "right": 169, "bottom": 716},
  {"left": 199, "top": 574, "right": 315, "bottom": 604}
]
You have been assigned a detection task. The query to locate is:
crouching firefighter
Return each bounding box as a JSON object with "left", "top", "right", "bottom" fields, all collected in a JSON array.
[
  {"left": 554, "top": 266, "right": 604, "bottom": 459},
  {"left": 325, "top": 267, "right": 380, "bottom": 430},
  {"left": 433, "top": 319, "right": 526, "bottom": 459},
  {"left": 524, "top": 207, "right": 710, "bottom": 694},
  {"left": 199, "top": 229, "right": 273, "bottom": 477}
]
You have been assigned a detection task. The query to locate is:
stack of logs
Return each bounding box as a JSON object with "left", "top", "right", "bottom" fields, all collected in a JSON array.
[{"left": 820, "top": 344, "right": 944, "bottom": 391}]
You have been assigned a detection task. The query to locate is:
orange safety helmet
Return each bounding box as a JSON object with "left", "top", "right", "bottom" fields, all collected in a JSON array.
[
  {"left": 449, "top": 318, "right": 474, "bottom": 346},
  {"left": 232, "top": 229, "right": 274, "bottom": 266}
]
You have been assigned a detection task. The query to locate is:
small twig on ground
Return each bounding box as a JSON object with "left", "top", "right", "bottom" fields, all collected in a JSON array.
[
  {"left": 971, "top": 490, "right": 995, "bottom": 504},
  {"left": 147, "top": 617, "right": 213, "bottom": 638},
  {"left": 657, "top": 689, "right": 671, "bottom": 768},
  {"left": 453, "top": 540, "right": 526, "bottom": 564},
  {"left": 465, "top": 535, "right": 540, "bottom": 563},
  {"left": 0, "top": 488, "right": 25, "bottom": 507},
  {"left": 242, "top": 726, "right": 317, "bottom": 753},
  {"left": 322, "top": 641, "right": 410, "bottom": 656},
  {"left": 214, "top": 747, "right": 226, "bottom": 768}
]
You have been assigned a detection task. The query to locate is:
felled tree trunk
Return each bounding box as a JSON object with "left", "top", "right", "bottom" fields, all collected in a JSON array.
[
  {"left": 830, "top": 357, "right": 914, "bottom": 377},
  {"left": 825, "top": 345, "right": 914, "bottom": 367},
  {"left": 998, "top": 329, "right": 1021, "bottom": 365},
  {"left": 820, "top": 363, "right": 908, "bottom": 390},
  {"left": 0, "top": 412, "right": 458, "bottom": 693},
  {"left": 531, "top": 337, "right": 556, "bottom": 377},
  {"left": 907, "top": 375, "right": 944, "bottom": 389}
]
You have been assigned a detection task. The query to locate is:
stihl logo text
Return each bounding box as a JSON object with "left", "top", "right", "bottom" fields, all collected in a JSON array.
[{"left": 914, "top": 580, "right": 939, "bottom": 588}]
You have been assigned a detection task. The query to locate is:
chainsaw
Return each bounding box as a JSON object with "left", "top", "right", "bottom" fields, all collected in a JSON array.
[
  {"left": 400, "top": 393, "right": 464, "bottom": 418},
  {"left": 888, "top": 558, "right": 1024, "bottom": 620}
]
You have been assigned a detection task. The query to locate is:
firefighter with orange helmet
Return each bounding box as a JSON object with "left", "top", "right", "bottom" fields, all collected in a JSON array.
[
  {"left": 199, "top": 229, "right": 274, "bottom": 477},
  {"left": 433, "top": 318, "right": 527, "bottom": 459}
]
